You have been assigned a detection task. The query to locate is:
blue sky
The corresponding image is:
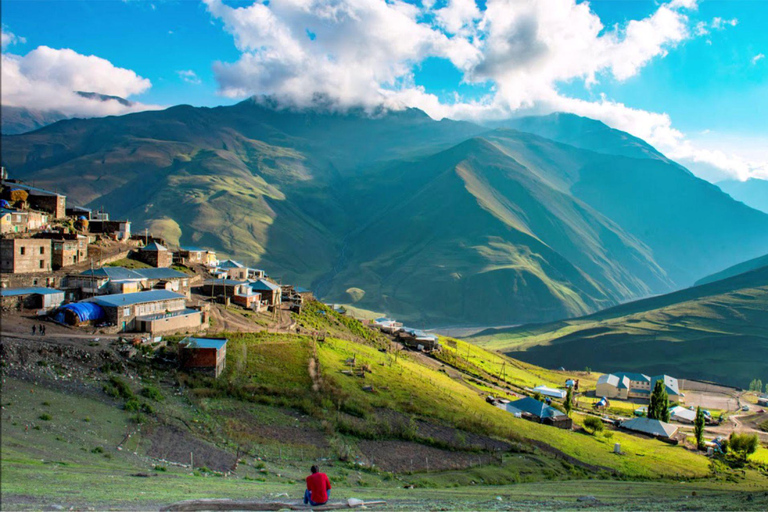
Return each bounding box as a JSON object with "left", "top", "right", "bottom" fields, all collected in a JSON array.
[{"left": 1, "top": 0, "right": 766, "bottom": 180}]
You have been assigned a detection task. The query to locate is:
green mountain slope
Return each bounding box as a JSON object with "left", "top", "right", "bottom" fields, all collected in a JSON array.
[
  {"left": 695, "top": 253, "right": 768, "bottom": 286},
  {"left": 2, "top": 104, "right": 768, "bottom": 326},
  {"left": 472, "top": 266, "right": 768, "bottom": 387},
  {"left": 717, "top": 177, "right": 768, "bottom": 214}
]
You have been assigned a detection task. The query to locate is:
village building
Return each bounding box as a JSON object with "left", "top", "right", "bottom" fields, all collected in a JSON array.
[
  {"left": 397, "top": 327, "right": 440, "bottom": 351},
  {"left": 217, "top": 259, "right": 265, "bottom": 280},
  {"left": 49, "top": 235, "right": 89, "bottom": 269},
  {"left": 758, "top": 395, "right": 768, "bottom": 407},
  {"left": 88, "top": 289, "right": 202, "bottom": 334},
  {"left": 89, "top": 219, "right": 131, "bottom": 241},
  {"left": 179, "top": 337, "right": 228, "bottom": 378},
  {"left": 1, "top": 183, "right": 67, "bottom": 219},
  {"left": 66, "top": 206, "right": 92, "bottom": 219},
  {"left": 532, "top": 385, "right": 567, "bottom": 399},
  {"left": 0, "top": 238, "right": 52, "bottom": 274},
  {"left": 498, "top": 396, "right": 572, "bottom": 429},
  {"left": 669, "top": 406, "right": 697, "bottom": 424},
  {"left": 596, "top": 372, "right": 683, "bottom": 402},
  {"left": 372, "top": 317, "right": 403, "bottom": 334},
  {"left": 137, "top": 241, "right": 173, "bottom": 268},
  {"left": 0, "top": 208, "right": 50, "bottom": 234},
  {"left": 200, "top": 279, "right": 263, "bottom": 309},
  {"left": 176, "top": 247, "right": 217, "bottom": 266},
  {"left": 251, "top": 278, "right": 281, "bottom": 307},
  {"left": 620, "top": 417, "right": 679, "bottom": 439},
  {"left": 0, "top": 287, "right": 65, "bottom": 311},
  {"left": 69, "top": 266, "right": 191, "bottom": 297}
]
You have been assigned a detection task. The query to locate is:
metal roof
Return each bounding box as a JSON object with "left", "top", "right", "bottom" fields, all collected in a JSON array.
[
  {"left": 142, "top": 241, "right": 168, "bottom": 252},
  {"left": 251, "top": 279, "right": 281, "bottom": 292},
  {"left": 134, "top": 268, "right": 188, "bottom": 280},
  {"left": 91, "top": 290, "right": 185, "bottom": 308},
  {"left": 614, "top": 371, "right": 651, "bottom": 383},
  {"left": 0, "top": 287, "right": 64, "bottom": 297},
  {"left": 6, "top": 183, "right": 63, "bottom": 197},
  {"left": 620, "top": 417, "right": 678, "bottom": 438},
  {"left": 218, "top": 259, "right": 244, "bottom": 269},
  {"left": 506, "top": 397, "right": 565, "bottom": 419},
  {"left": 203, "top": 279, "right": 248, "bottom": 286},
  {"left": 533, "top": 386, "right": 567, "bottom": 399},
  {"left": 651, "top": 375, "right": 681, "bottom": 396},
  {"left": 181, "top": 337, "right": 228, "bottom": 350},
  {"left": 79, "top": 267, "right": 145, "bottom": 280}
]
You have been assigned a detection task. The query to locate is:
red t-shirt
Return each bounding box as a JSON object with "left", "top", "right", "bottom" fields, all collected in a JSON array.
[{"left": 306, "top": 472, "right": 332, "bottom": 504}]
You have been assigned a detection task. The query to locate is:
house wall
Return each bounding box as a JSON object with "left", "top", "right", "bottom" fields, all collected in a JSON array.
[
  {"left": 595, "top": 382, "right": 619, "bottom": 399},
  {"left": 106, "top": 297, "right": 186, "bottom": 332},
  {"left": 181, "top": 345, "right": 226, "bottom": 377},
  {"left": 0, "top": 238, "right": 52, "bottom": 273},
  {"left": 29, "top": 195, "right": 66, "bottom": 219},
  {"left": 139, "top": 250, "right": 173, "bottom": 268},
  {"left": 140, "top": 310, "right": 202, "bottom": 335}
]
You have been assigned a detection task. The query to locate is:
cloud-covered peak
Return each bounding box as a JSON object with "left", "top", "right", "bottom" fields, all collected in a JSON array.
[{"left": 1, "top": 45, "right": 160, "bottom": 118}]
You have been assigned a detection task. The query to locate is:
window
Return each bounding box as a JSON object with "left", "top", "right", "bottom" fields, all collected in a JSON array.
[
  {"left": 39, "top": 260, "right": 44, "bottom": 269},
  {"left": 20, "top": 246, "right": 25, "bottom": 255},
  {"left": 123, "top": 307, "right": 131, "bottom": 316},
  {"left": 40, "top": 247, "right": 45, "bottom": 255}
]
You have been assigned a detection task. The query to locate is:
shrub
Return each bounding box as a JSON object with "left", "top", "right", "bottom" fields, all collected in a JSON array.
[
  {"left": 583, "top": 416, "right": 604, "bottom": 434},
  {"left": 39, "top": 413, "right": 52, "bottom": 421},
  {"left": 91, "top": 447, "right": 104, "bottom": 454},
  {"left": 154, "top": 465, "right": 167, "bottom": 472},
  {"left": 728, "top": 433, "right": 758, "bottom": 461},
  {"left": 140, "top": 385, "right": 164, "bottom": 402}
]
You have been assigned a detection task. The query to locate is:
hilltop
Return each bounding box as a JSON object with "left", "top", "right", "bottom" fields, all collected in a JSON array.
[
  {"left": 3, "top": 104, "right": 768, "bottom": 325},
  {"left": 695, "top": 253, "right": 768, "bottom": 286},
  {"left": 472, "top": 265, "right": 768, "bottom": 388}
]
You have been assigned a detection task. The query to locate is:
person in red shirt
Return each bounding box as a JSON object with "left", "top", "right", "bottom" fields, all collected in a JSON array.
[{"left": 304, "top": 465, "right": 332, "bottom": 506}]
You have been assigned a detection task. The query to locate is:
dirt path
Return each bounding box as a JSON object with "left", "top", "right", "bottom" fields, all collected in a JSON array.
[{"left": 208, "top": 305, "right": 265, "bottom": 332}]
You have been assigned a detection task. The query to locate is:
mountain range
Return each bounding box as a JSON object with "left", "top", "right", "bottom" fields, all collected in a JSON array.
[
  {"left": 717, "top": 177, "right": 768, "bottom": 214},
  {"left": 471, "top": 259, "right": 768, "bottom": 388},
  {"left": 2, "top": 101, "right": 768, "bottom": 326}
]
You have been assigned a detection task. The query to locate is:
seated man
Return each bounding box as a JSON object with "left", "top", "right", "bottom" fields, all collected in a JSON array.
[{"left": 304, "top": 465, "right": 332, "bottom": 506}]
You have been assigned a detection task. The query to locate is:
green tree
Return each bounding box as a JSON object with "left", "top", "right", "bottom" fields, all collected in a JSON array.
[
  {"left": 648, "top": 380, "right": 670, "bottom": 422},
  {"left": 694, "top": 407, "right": 706, "bottom": 450},
  {"left": 564, "top": 386, "right": 573, "bottom": 417},
  {"left": 728, "top": 432, "right": 758, "bottom": 461},
  {"left": 749, "top": 379, "right": 763, "bottom": 392},
  {"left": 583, "top": 416, "right": 604, "bottom": 435}
]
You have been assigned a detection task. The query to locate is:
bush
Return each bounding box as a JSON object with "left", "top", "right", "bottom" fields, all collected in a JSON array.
[
  {"left": 583, "top": 416, "right": 604, "bottom": 434},
  {"left": 104, "top": 376, "right": 134, "bottom": 400},
  {"left": 140, "top": 385, "right": 164, "bottom": 402},
  {"left": 39, "top": 413, "right": 52, "bottom": 421},
  {"left": 91, "top": 447, "right": 104, "bottom": 454}
]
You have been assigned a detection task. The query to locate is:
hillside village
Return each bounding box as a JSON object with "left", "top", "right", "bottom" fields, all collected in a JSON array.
[{"left": 2, "top": 167, "right": 767, "bottom": 508}]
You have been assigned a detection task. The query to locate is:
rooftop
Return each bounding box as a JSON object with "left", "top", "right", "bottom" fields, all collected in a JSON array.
[
  {"left": 0, "top": 287, "right": 63, "bottom": 297},
  {"left": 91, "top": 290, "right": 185, "bottom": 308},
  {"left": 251, "top": 279, "right": 281, "bottom": 292},
  {"left": 506, "top": 397, "right": 566, "bottom": 419},
  {"left": 620, "top": 417, "right": 678, "bottom": 438},
  {"left": 218, "top": 259, "right": 244, "bottom": 269},
  {"left": 181, "top": 337, "right": 228, "bottom": 351},
  {"left": 142, "top": 241, "right": 168, "bottom": 252}
]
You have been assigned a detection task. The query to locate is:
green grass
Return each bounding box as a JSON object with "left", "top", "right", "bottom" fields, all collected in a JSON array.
[{"left": 107, "top": 257, "right": 153, "bottom": 269}]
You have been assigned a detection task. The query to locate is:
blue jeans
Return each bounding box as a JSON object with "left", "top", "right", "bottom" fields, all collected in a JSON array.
[{"left": 304, "top": 489, "right": 329, "bottom": 506}]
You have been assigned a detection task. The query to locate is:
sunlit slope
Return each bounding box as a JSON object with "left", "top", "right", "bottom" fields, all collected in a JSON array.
[{"left": 472, "top": 266, "right": 768, "bottom": 387}]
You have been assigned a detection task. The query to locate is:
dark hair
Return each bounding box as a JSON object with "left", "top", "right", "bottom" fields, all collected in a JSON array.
[{"left": 311, "top": 465, "right": 318, "bottom": 474}]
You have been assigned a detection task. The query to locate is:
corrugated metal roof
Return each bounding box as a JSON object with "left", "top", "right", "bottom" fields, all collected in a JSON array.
[
  {"left": 0, "top": 287, "right": 64, "bottom": 297},
  {"left": 614, "top": 371, "right": 650, "bottom": 383},
  {"left": 7, "top": 183, "right": 63, "bottom": 197},
  {"left": 142, "top": 241, "right": 168, "bottom": 252},
  {"left": 251, "top": 279, "right": 281, "bottom": 292},
  {"left": 182, "top": 337, "right": 227, "bottom": 350},
  {"left": 651, "top": 375, "right": 681, "bottom": 396},
  {"left": 506, "top": 397, "right": 565, "bottom": 419},
  {"left": 218, "top": 259, "right": 244, "bottom": 269},
  {"left": 135, "top": 268, "right": 188, "bottom": 280},
  {"left": 79, "top": 267, "right": 145, "bottom": 280},
  {"left": 620, "top": 417, "right": 678, "bottom": 438},
  {"left": 91, "top": 290, "right": 185, "bottom": 307}
]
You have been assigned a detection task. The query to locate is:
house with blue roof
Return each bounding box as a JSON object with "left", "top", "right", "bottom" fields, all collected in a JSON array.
[
  {"left": 68, "top": 266, "right": 191, "bottom": 297},
  {"left": 250, "top": 278, "right": 282, "bottom": 307},
  {"left": 0, "top": 287, "right": 65, "bottom": 310},
  {"left": 498, "top": 396, "right": 572, "bottom": 429},
  {"left": 180, "top": 337, "right": 228, "bottom": 378},
  {"left": 596, "top": 371, "right": 683, "bottom": 402},
  {"left": 86, "top": 290, "right": 203, "bottom": 334},
  {"left": 177, "top": 246, "right": 217, "bottom": 266},
  {"left": 216, "top": 259, "right": 265, "bottom": 281},
  {"left": 138, "top": 241, "right": 173, "bottom": 268}
]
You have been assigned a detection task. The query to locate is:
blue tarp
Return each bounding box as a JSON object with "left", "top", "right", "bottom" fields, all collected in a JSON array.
[
  {"left": 53, "top": 303, "right": 106, "bottom": 324},
  {"left": 0, "top": 199, "right": 11, "bottom": 209}
]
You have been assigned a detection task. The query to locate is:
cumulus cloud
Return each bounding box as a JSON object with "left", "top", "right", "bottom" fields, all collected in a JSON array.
[
  {"left": 177, "top": 69, "right": 201, "bottom": 84},
  {"left": 752, "top": 53, "right": 765, "bottom": 65},
  {"left": 1, "top": 26, "right": 26, "bottom": 49},
  {"left": 204, "top": 0, "right": 755, "bottom": 180},
  {"left": 1, "top": 46, "right": 160, "bottom": 117}
]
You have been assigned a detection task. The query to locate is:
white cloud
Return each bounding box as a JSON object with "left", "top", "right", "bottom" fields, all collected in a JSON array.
[
  {"left": 204, "top": 0, "right": 760, "bottom": 180},
  {"left": 1, "top": 26, "right": 26, "bottom": 49},
  {"left": 752, "top": 53, "right": 765, "bottom": 65},
  {"left": 177, "top": 69, "right": 201, "bottom": 84},
  {"left": 1, "top": 46, "right": 160, "bottom": 117}
]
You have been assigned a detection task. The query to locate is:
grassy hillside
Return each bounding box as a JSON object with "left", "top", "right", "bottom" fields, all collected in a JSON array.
[
  {"left": 4, "top": 301, "right": 768, "bottom": 509},
  {"left": 472, "top": 266, "right": 768, "bottom": 388},
  {"left": 3, "top": 106, "right": 768, "bottom": 325},
  {"left": 718, "top": 178, "right": 768, "bottom": 214}
]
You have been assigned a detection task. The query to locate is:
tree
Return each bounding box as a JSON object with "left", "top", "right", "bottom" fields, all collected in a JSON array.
[
  {"left": 583, "top": 416, "right": 604, "bottom": 435},
  {"left": 728, "top": 433, "right": 758, "bottom": 461},
  {"left": 648, "top": 380, "right": 670, "bottom": 422},
  {"left": 694, "top": 407, "right": 706, "bottom": 450},
  {"left": 749, "top": 379, "right": 763, "bottom": 392},
  {"left": 564, "top": 386, "right": 573, "bottom": 417}
]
